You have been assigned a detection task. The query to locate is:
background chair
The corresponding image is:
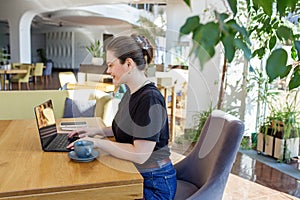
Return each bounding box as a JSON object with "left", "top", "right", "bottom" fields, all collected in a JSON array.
[
  {"left": 10, "top": 62, "right": 21, "bottom": 69},
  {"left": 174, "top": 110, "right": 244, "bottom": 200},
  {"left": 58, "top": 71, "right": 77, "bottom": 88},
  {"left": 43, "top": 61, "right": 53, "bottom": 83},
  {"left": 31, "top": 62, "right": 44, "bottom": 83},
  {"left": 10, "top": 64, "right": 32, "bottom": 90}
]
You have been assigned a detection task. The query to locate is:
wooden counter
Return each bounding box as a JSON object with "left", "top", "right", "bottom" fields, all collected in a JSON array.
[
  {"left": 67, "top": 82, "right": 115, "bottom": 93},
  {"left": 0, "top": 118, "right": 143, "bottom": 200}
]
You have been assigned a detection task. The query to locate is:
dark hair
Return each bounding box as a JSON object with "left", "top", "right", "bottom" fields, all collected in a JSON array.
[{"left": 105, "top": 34, "right": 154, "bottom": 70}]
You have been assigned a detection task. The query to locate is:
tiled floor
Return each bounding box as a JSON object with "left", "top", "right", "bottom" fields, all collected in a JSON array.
[
  {"left": 230, "top": 152, "right": 300, "bottom": 199},
  {"left": 4, "top": 69, "right": 300, "bottom": 199},
  {"left": 223, "top": 173, "right": 299, "bottom": 200}
]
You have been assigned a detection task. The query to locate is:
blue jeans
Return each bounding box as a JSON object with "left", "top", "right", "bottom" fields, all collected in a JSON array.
[{"left": 140, "top": 162, "right": 177, "bottom": 200}]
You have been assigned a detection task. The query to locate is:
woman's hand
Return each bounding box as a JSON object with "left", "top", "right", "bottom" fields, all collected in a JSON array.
[
  {"left": 67, "top": 127, "right": 101, "bottom": 139},
  {"left": 66, "top": 135, "right": 96, "bottom": 150}
]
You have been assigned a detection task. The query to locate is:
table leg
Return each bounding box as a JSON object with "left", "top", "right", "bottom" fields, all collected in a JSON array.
[
  {"left": 0, "top": 75, "right": 3, "bottom": 90},
  {"left": 4, "top": 74, "right": 8, "bottom": 90}
]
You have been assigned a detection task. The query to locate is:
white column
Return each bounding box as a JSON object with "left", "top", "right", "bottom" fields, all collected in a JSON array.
[
  {"left": 19, "top": 12, "right": 35, "bottom": 63},
  {"left": 8, "top": 11, "right": 36, "bottom": 63},
  {"left": 166, "top": 0, "right": 223, "bottom": 128}
]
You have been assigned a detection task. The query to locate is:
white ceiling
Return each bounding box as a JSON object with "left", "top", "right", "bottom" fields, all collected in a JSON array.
[{"left": 32, "top": 3, "right": 166, "bottom": 29}]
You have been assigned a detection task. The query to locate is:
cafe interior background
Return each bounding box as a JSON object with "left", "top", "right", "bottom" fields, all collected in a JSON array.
[{"left": 0, "top": 0, "right": 299, "bottom": 199}]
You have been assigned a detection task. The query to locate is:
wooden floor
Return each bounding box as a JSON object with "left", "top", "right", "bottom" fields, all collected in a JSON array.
[{"left": 3, "top": 69, "right": 300, "bottom": 199}]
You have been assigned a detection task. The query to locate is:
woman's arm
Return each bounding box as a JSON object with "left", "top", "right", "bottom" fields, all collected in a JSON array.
[
  {"left": 68, "top": 126, "right": 114, "bottom": 138},
  {"left": 86, "top": 137, "right": 156, "bottom": 164}
]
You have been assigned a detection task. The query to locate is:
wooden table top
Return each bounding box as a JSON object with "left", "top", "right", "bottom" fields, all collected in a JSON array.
[
  {"left": 0, "top": 69, "right": 27, "bottom": 74},
  {"left": 67, "top": 82, "right": 115, "bottom": 93},
  {"left": 0, "top": 118, "right": 143, "bottom": 199}
]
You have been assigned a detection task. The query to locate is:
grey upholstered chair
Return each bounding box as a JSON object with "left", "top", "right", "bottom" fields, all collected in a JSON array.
[{"left": 174, "top": 110, "right": 244, "bottom": 200}]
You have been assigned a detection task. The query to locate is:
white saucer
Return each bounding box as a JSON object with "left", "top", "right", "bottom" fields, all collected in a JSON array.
[{"left": 68, "top": 150, "right": 99, "bottom": 162}]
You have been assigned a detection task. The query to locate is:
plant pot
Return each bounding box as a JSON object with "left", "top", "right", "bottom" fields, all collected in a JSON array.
[
  {"left": 257, "top": 129, "right": 299, "bottom": 161},
  {"left": 91, "top": 57, "right": 103, "bottom": 65},
  {"left": 274, "top": 137, "right": 299, "bottom": 160}
]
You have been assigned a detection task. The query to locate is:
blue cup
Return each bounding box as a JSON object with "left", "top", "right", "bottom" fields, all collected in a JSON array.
[{"left": 74, "top": 140, "right": 94, "bottom": 158}]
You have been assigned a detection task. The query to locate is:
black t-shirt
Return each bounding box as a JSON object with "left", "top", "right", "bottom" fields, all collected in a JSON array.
[{"left": 112, "top": 82, "right": 170, "bottom": 167}]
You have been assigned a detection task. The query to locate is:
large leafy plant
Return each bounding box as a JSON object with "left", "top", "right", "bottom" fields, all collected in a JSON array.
[{"left": 180, "top": 0, "right": 300, "bottom": 91}]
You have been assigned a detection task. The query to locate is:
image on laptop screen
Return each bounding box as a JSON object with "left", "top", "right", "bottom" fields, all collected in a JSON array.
[{"left": 35, "top": 100, "right": 55, "bottom": 128}]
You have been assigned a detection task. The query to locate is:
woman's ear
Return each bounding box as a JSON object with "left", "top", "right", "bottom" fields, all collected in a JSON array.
[{"left": 125, "top": 58, "right": 134, "bottom": 70}]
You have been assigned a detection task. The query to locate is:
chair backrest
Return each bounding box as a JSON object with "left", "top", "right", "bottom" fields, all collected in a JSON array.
[
  {"left": 58, "top": 71, "right": 77, "bottom": 87},
  {"left": 10, "top": 62, "right": 21, "bottom": 69},
  {"left": 33, "top": 62, "right": 44, "bottom": 76},
  {"left": 19, "top": 64, "right": 32, "bottom": 82},
  {"left": 174, "top": 110, "right": 244, "bottom": 200},
  {"left": 43, "top": 62, "right": 53, "bottom": 75}
]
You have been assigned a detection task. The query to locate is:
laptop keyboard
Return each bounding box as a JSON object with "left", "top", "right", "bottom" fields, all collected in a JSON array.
[{"left": 48, "top": 134, "right": 69, "bottom": 150}]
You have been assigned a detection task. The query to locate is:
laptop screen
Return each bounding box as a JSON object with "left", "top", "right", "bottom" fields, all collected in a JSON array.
[{"left": 34, "top": 99, "right": 57, "bottom": 148}]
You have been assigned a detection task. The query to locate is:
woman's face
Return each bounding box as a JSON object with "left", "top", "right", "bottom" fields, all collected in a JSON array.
[{"left": 106, "top": 50, "right": 130, "bottom": 85}]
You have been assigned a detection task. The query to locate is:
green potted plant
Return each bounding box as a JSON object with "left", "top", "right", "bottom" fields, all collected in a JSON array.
[
  {"left": 257, "top": 90, "right": 299, "bottom": 162},
  {"left": 86, "top": 39, "right": 104, "bottom": 65}
]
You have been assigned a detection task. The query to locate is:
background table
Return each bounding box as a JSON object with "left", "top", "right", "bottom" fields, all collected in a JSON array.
[
  {"left": 0, "top": 118, "right": 143, "bottom": 200},
  {"left": 0, "top": 69, "right": 27, "bottom": 90}
]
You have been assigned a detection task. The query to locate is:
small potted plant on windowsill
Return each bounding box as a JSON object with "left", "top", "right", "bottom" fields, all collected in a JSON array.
[{"left": 86, "top": 39, "right": 104, "bottom": 65}]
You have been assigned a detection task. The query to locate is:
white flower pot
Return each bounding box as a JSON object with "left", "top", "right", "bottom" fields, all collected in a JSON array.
[{"left": 91, "top": 57, "right": 103, "bottom": 65}]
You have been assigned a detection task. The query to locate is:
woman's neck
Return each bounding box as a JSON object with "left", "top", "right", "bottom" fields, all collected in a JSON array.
[{"left": 127, "top": 71, "right": 149, "bottom": 94}]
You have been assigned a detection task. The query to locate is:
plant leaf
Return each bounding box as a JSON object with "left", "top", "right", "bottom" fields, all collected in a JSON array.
[
  {"left": 280, "top": 64, "right": 292, "bottom": 79},
  {"left": 277, "top": 0, "right": 298, "bottom": 17},
  {"left": 268, "top": 36, "right": 276, "bottom": 50},
  {"left": 227, "top": 0, "right": 238, "bottom": 16},
  {"left": 252, "top": 47, "right": 266, "bottom": 59},
  {"left": 197, "top": 22, "right": 220, "bottom": 48},
  {"left": 192, "top": 22, "right": 220, "bottom": 61},
  {"left": 276, "top": 26, "right": 294, "bottom": 42},
  {"left": 291, "top": 46, "right": 297, "bottom": 60},
  {"left": 253, "top": 0, "right": 273, "bottom": 16},
  {"left": 234, "top": 38, "right": 251, "bottom": 60},
  {"left": 180, "top": 16, "right": 200, "bottom": 36},
  {"left": 221, "top": 34, "right": 235, "bottom": 62},
  {"left": 294, "top": 40, "right": 300, "bottom": 60},
  {"left": 183, "top": 0, "right": 191, "bottom": 7},
  {"left": 226, "top": 20, "right": 250, "bottom": 44},
  {"left": 193, "top": 43, "right": 214, "bottom": 68},
  {"left": 218, "top": 13, "right": 229, "bottom": 22},
  {"left": 266, "top": 48, "right": 288, "bottom": 82},
  {"left": 288, "top": 68, "right": 300, "bottom": 90}
]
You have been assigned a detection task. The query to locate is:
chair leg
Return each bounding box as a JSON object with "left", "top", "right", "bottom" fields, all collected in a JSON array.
[
  {"left": 18, "top": 82, "right": 21, "bottom": 90},
  {"left": 26, "top": 83, "right": 30, "bottom": 90}
]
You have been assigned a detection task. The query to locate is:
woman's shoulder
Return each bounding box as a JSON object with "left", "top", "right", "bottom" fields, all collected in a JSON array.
[
  {"left": 138, "top": 83, "right": 165, "bottom": 103},
  {"left": 141, "top": 83, "right": 162, "bottom": 96}
]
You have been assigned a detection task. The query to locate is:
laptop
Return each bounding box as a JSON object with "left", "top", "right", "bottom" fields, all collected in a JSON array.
[{"left": 34, "top": 99, "right": 73, "bottom": 152}]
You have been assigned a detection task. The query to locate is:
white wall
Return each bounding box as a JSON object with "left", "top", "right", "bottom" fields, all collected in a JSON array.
[{"left": 31, "top": 32, "right": 46, "bottom": 63}]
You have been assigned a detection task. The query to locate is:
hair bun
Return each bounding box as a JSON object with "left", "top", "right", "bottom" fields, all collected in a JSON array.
[
  {"left": 134, "top": 35, "right": 150, "bottom": 50},
  {"left": 131, "top": 34, "right": 153, "bottom": 64}
]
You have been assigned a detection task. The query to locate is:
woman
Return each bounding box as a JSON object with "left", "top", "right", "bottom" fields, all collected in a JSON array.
[{"left": 68, "top": 34, "right": 177, "bottom": 200}]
